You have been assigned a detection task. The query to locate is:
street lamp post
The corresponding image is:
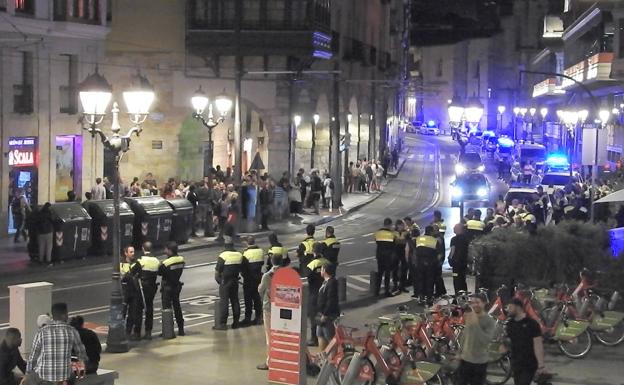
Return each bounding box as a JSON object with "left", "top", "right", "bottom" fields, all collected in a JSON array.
[
  {"left": 447, "top": 97, "right": 465, "bottom": 140},
  {"left": 513, "top": 107, "right": 520, "bottom": 140},
  {"left": 191, "top": 87, "right": 233, "bottom": 176},
  {"left": 345, "top": 111, "right": 352, "bottom": 187},
  {"left": 529, "top": 107, "right": 537, "bottom": 141},
  {"left": 497, "top": 105, "right": 505, "bottom": 134},
  {"left": 311, "top": 113, "right": 319, "bottom": 169},
  {"left": 79, "top": 69, "right": 155, "bottom": 353},
  {"left": 465, "top": 96, "right": 484, "bottom": 131},
  {"left": 540, "top": 107, "right": 548, "bottom": 145}
]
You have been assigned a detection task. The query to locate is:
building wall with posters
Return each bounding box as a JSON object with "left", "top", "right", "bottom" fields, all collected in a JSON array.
[{"left": 0, "top": 0, "right": 108, "bottom": 234}]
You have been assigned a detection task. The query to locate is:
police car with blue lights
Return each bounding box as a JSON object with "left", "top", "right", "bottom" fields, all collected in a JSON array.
[
  {"left": 451, "top": 173, "right": 490, "bottom": 207},
  {"left": 420, "top": 120, "right": 440, "bottom": 135}
]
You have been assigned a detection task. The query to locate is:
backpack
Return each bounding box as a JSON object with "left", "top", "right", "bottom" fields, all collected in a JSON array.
[{"left": 329, "top": 180, "right": 335, "bottom": 190}]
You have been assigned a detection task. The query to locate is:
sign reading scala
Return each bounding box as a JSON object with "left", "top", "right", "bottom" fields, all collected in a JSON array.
[
  {"left": 269, "top": 267, "right": 306, "bottom": 385},
  {"left": 8, "top": 137, "right": 37, "bottom": 167}
]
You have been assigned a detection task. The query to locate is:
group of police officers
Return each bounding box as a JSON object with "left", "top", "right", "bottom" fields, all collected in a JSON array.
[{"left": 374, "top": 210, "right": 449, "bottom": 305}]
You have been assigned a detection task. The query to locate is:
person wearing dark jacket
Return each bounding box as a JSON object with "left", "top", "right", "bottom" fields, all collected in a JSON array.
[
  {"left": 306, "top": 243, "right": 329, "bottom": 347},
  {"left": 266, "top": 232, "right": 289, "bottom": 269},
  {"left": 186, "top": 185, "right": 199, "bottom": 237},
  {"left": 258, "top": 182, "right": 272, "bottom": 230},
  {"left": 69, "top": 316, "right": 101, "bottom": 374},
  {"left": 316, "top": 263, "right": 340, "bottom": 350},
  {"left": 213, "top": 230, "right": 243, "bottom": 331},
  {"left": 0, "top": 328, "right": 26, "bottom": 385},
  {"left": 37, "top": 203, "right": 54, "bottom": 266},
  {"left": 241, "top": 236, "right": 264, "bottom": 326}
]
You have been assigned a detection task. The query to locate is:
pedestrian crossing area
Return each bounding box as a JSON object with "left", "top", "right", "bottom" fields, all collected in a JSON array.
[{"left": 413, "top": 153, "right": 455, "bottom": 162}]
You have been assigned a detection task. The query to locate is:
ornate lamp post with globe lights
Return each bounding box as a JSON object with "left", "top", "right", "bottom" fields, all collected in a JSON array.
[
  {"left": 78, "top": 68, "right": 155, "bottom": 353},
  {"left": 190, "top": 87, "right": 233, "bottom": 174}
]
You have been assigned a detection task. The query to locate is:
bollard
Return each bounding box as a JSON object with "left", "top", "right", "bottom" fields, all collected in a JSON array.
[
  {"left": 161, "top": 308, "right": 176, "bottom": 339},
  {"left": 369, "top": 271, "right": 378, "bottom": 295},
  {"left": 337, "top": 277, "right": 347, "bottom": 303}
]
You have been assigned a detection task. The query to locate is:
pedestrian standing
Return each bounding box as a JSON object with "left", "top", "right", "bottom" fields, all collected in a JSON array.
[
  {"left": 36, "top": 203, "right": 54, "bottom": 266},
  {"left": 213, "top": 232, "right": 243, "bottom": 330},
  {"left": 0, "top": 328, "right": 26, "bottom": 385},
  {"left": 68, "top": 316, "right": 101, "bottom": 374},
  {"left": 449, "top": 223, "right": 469, "bottom": 293},
  {"left": 25, "top": 303, "right": 87, "bottom": 385},
  {"left": 90, "top": 178, "right": 106, "bottom": 200},
  {"left": 256, "top": 253, "right": 283, "bottom": 371},
  {"left": 505, "top": 298, "right": 547, "bottom": 385},
  {"left": 316, "top": 263, "right": 340, "bottom": 351},
  {"left": 374, "top": 218, "right": 396, "bottom": 297},
  {"left": 346, "top": 162, "right": 354, "bottom": 193},
  {"left": 310, "top": 170, "right": 322, "bottom": 215},
  {"left": 306, "top": 243, "right": 330, "bottom": 347},
  {"left": 457, "top": 294, "right": 496, "bottom": 385},
  {"left": 241, "top": 236, "right": 264, "bottom": 326},
  {"left": 120, "top": 246, "right": 141, "bottom": 340},
  {"left": 11, "top": 189, "right": 29, "bottom": 243},
  {"left": 159, "top": 242, "right": 185, "bottom": 336},
  {"left": 133, "top": 242, "right": 160, "bottom": 340},
  {"left": 258, "top": 182, "right": 271, "bottom": 231},
  {"left": 432, "top": 225, "right": 447, "bottom": 297},
  {"left": 323, "top": 174, "right": 334, "bottom": 209},
  {"left": 392, "top": 219, "right": 408, "bottom": 293},
  {"left": 186, "top": 184, "right": 199, "bottom": 237}
]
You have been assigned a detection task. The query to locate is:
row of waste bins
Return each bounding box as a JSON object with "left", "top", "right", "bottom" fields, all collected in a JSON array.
[{"left": 27, "top": 196, "right": 194, "bottom": 262}]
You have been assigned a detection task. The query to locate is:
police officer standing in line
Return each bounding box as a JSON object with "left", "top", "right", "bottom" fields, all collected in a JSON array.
[
  {"left": 374, "top": 218, "right": 396, "bottom": 297},
  {"left": 407, "top": 225, "right": 422, "bottom": 300},
  {"left": 266, "top": 232, "right": 289, "bottom": 270},
  {"left": 322, "top": 226, "right": 341, "bottom": 266},
  {"left": 466, "top": 211, "right": 486, "bottom": 242},
  {"left": 432, "top": 224, "right": 447, "bottom": 298},
  {"left": 213, "top": 231, "right": 243, "bottom": 330},
  {"left": 131, "top": 241, "right": 160, "bottom": 340},
  {"left": 415, "top": 226, "right": 439, "bottom": 305},
  {"left": 120, "top": 245, "right": 141, "bottom": 340},
  {"left": 306, "top": 242, "right": 330, "bottom": 346},
  {"left": 159, "top": 241, "right": 185, "bottom": 336},
  {"left": 392, "top": 219, "right": 409, "bottom": 294},
  {"left": 297, "top": 224, "right": 316, "bottom": 276},
  {"left": 241, "top": 236, "right": 264, "bottom": 326}
]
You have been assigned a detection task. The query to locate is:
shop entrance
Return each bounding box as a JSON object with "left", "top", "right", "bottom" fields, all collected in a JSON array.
[
  {"left": 55, "top": 135, "right": 83, "bottom": 202},
  {"left": 7, "top": 137, "right": 38, "bottom": 234}
]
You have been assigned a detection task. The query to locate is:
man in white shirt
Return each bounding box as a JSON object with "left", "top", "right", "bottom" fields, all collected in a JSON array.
[{"left": 90, "top": 178, "right": 107, "bottom": 201}]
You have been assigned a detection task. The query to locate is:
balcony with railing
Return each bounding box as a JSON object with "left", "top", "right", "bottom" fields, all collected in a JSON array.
[{"left": 187, "top": 0, "right": 332, "bottom": 58}]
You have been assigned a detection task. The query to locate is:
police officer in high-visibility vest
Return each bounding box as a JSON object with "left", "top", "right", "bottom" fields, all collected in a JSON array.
[
  {"left": 213, "top": 234, "right": 243, "bottom": 330},
  {"left": 130, "top": 241, "right": 160, "bottom": 340},
  {"left": 306, "top": 242, "right": 330, "bottom": 346},
  {"left": 431, "top": 224, "right": 447, "bottom": 298},
  {"left": 466, "top": 214, "right": 485, "bottom": 242},
  {"left": 392, "top": 219, "right": 409, "bottom": 293},
  {"left": 120, "top": 245, "right": 141, "bottom": 340},
  {"left": 415, "top": 226, "right": 439, "bottom": 306},
  {"left": 159, "top": 241, "right": 186, "bottom": 336},
  {"left": 374, "top": 218, "right": 396, "bottom": 297},
  {"left": 407, "top": 226, "right": 424, "bottom": 301},
  {"left": 404, "top": 216, "right": 421, "bottom": 237},
  {"left": 431, "top": 210, "right": 447, "bottom": 256},
  {"left": 266, "top": 232, "right": 289, "bottom": 270},
  {"left": 241, "top": 236, "right": 264, "bottom": 326},
  {"left": 322, "top": 226, "right": 341, "bottom": 265},
  {"left": 297, "top": 224, "right": 316, "bottom": 276}
]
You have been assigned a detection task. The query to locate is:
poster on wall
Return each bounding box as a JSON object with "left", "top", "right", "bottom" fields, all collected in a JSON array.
[
  {"left": 8, "top": 137, "right": 36, "bottom": 167},
  {"left": 55, "top": 136, "right": 75, "bottom": 202}
]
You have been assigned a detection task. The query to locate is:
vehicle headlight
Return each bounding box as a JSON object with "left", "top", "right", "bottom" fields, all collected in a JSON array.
[
  {"left": 477, "top": 188, "right": 488, "bottom": 197},
  {"left": 452, "top": 186, "right": 463, "bottom": 197},
  {"left": 477, "top": 165, "right": 485, "bottom": 172},
  {"left": 455, "top": 164, "right": 466, "bottom": 174}
]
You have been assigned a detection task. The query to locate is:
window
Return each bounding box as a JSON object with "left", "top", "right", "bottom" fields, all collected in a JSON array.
[
  {"left": 59, "top": 54, "right": 78, "bottom": 114},
  {"left": 243, "top": 0, "right": 260, "bottom": 26},
  {"left": 436, "top": 59, "right": 443, "bottom": 77},
  {"left": 13, "top": 51, "right": 33, "bottom": 114},
  {"left": 54, "top": 0, "right": 100, "bottom": 23},
  {"left": 14, "top": 0, "right": 34, "bottom": 14}
]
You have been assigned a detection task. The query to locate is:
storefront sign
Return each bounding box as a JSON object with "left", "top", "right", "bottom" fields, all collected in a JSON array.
[
  {"left": 8, "top": 137, "right": 37, "bottom": 167},
  {"left": 269, "top": 267, "right": 306, "bottom": 385}
]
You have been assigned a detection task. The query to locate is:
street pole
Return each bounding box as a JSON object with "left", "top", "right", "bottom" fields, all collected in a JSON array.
[
  {"left": 234, "top": 0, "right": 243, "bottom": 184},
  {"left": 331, "top": 64, "right": 342, "bottom": 209},
  {"left": 310, "top": 118, "right": 316, "bottom": 169},
  {"left": 590, "top": 124, "right": 600, "bottom": 222},
  {"left": 106, "top": 151, "right": 128, "bottom": 353},
  {"left": 357, "top": 114, "right": 361, "bottom": 161},
  {"left": 207, "top": 128, "right": 213, "bottom": 171}
]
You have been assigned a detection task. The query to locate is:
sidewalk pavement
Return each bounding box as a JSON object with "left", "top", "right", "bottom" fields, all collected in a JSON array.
[{"left": 0, "top": 153, "right": 409, "bottom": 275}]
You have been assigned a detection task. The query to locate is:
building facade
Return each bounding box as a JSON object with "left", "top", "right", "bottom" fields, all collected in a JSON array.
[{"left": 0, "top": 0, "right": 109, "bottom": 234}]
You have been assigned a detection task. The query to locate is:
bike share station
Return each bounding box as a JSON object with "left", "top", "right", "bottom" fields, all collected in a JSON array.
[{"left": 269, "top": 267, "right": 307, "bottom": 385}]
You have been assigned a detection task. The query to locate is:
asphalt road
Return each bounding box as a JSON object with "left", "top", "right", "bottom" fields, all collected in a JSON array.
[{"left": 0, "top": 133, "right": 507, "bottom": 333}]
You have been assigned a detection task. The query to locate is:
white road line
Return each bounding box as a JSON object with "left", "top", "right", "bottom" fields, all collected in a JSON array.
[
  {"left": 341, "top": 257, "right": 375, "bottom": 266},
  {"left": 341, "top": 237, "right": 354, "bottom": 242},
  {"left": 346, "top": 261, "right": 367, "bottom": 266},
  {"left": 362, "top": 232, "right": 374, "bottom": 237},
  {"left": 350, "top": 275, "right": 371, "bottom": 285},
  {"left": 366, "top": 241, "right": 375, "bottom": 244},
  {"left": 346, "top": 282, "right": 367, "bottom": 292}
]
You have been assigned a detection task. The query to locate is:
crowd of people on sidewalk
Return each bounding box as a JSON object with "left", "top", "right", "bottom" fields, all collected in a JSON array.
[{"left": 0, "top": 303, "right": 101, "bottom": 385}]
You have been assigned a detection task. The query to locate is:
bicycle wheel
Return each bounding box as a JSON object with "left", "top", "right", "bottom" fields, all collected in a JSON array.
[
  {"left": 558, "top": 329, "right": 592, "bottom": 358},
  {"left": 376, "top": 323, "right": 395, "bottom": 345},
  {"left": 336, "top": 352, "right": 376, "bottom": 385},
  {"left": 594, "top": 320, "right": 624, "bottom": 346},
  {"left": 426, "top": 373, "right": 445, "bottom": 385},
  {"left": 485, "top": 354, "right": 512, "bottom": 385}
]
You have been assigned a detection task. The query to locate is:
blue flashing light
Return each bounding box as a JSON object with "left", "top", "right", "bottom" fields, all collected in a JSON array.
[
  {"left": 498, "top": 137, "right": 514, "bottom": 148},
  {"left": 427, "top": 120, "right": 436, "bottom": 127},
  {"left": 483, "top": 130, "right": 496, "bottom": 137},
  {"left": 546, "top": 153, "right": 569, "bottom": 167}
]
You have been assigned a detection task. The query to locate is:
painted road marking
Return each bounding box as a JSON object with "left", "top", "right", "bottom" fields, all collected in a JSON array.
[
  {"left": 346, "top": 281, "right": 367, "bottom": 292},
  {"left": 350, "top": 275, "right": 371, "bottom": 285}
]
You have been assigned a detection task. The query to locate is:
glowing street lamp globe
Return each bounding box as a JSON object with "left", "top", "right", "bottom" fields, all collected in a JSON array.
[{"left": 191, "top": 87, "right": 209, "bottom": 115}]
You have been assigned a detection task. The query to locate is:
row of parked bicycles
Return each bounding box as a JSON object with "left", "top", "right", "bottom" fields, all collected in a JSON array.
[{"left": 312, "top": 271, "right": 623, "bottom": 385}]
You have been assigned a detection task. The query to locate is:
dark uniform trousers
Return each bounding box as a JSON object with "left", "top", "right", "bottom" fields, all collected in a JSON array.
[
  {"left": 393, "top": 231, "right": 408, "bottom": 290},
  {"left": 135, "top": 255, "right": 160, "bottom": 335},
  {"left": 414, "top": 235, "right": 439, "bottom": 301},
  {"left": 307, "top": 257, "right": 329, "bottom": 342},
  {"left": 374, "top": 228, "right": 395, "bottom": 295},
  {"left": 453, "top": 268, "right": 468, "bottom": 293},
  {"left": 242, "top": 247, "right": 264, "bottom": 322},
  {"left": 216, "top": 250, "right": 244, "bottom": 327},
  {"left": 159, "top": 255, "right": 186, "bottom": 332},
  {"left": 120, "top": 262, "right": 141, "bottom": 335}
]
